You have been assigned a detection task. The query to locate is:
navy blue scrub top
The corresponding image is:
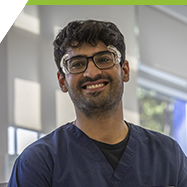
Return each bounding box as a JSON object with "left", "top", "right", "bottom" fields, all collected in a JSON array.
[{"left": 8, "top": 123, "right": 187, "bottom": 187}]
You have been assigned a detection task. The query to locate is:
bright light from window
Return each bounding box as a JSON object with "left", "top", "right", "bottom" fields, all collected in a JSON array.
[
  {"left": 16, "top": 128, "right": 38, "bottom": 155},
  {"left": 56, "top": 90, "right": 76, "bottom": 127},
  {"left": 8, "top": 127, "right": 15, "bottom": 155},
  {"left": 14, "top": 10, "right": 40, "bottom": 35},
  {"left": 14, "top": 78, "right": 42, "bottom": 130}
]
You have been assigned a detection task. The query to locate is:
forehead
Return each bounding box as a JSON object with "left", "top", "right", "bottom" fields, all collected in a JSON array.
[{"left": 66, "top": 42, "right": 108, "bottom": 58}]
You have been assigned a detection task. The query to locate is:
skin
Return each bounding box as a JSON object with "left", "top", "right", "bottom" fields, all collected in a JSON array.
[{"left": 57, "top": 41, "right": 130, "bottom": 144}]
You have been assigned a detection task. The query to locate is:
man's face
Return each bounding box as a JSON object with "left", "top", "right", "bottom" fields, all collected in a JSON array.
[{"left": 60, "top": 42, "right": 129, "bottom": 118}]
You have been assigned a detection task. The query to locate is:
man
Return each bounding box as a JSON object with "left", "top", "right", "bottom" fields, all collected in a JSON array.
[{"left": 8, "top": 20, "right": 187, "bottom": 187}]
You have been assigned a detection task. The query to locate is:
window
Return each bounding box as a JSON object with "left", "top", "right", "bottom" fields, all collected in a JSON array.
[
  {"left": 8, "top": 127, "right": 15, "bottom": 155},
  {"left": 16, "top": 128, "right": 38, "bottom": 155},
  {"left": 8, "top": 127, "right": 46, "bottom": 155},
  {"left": 137, "top": 86, "right": 187, "bottom": 155},
  {"left": 137, "top": 63, "right": 187, "bottom": 155},
  {"left": 137, "top": 86, "right": 173, "bottom": 136}
]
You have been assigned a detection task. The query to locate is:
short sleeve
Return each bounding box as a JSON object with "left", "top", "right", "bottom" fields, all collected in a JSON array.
[{"left": 8, "top": 157, "right": 52, "bottom": 187}]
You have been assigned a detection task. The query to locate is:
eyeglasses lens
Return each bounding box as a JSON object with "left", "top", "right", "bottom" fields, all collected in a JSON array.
[
  {"left": 67, "top": 52, "right": 115, "bottom": 74},
  {"left": 94, "top": 52, "right": 114, "bottom": 69}
]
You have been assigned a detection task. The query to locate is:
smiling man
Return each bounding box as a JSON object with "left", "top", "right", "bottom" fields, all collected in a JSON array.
[{"left": 8, "top": 20, "right": 187, "bottom": 187}]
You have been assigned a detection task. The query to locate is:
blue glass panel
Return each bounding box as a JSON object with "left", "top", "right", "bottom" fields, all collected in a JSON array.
[{"left": 173, "top": 99, "right": 187, "bottom": 155}]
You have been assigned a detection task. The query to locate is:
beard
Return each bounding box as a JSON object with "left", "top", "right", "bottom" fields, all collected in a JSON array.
[{"left": 65, "top": 72, "right": 124, "bottom": 119}]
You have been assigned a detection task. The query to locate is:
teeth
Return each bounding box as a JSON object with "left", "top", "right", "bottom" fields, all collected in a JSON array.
[{"left": 87, "top": 83, "right": 104, "bottom": 89}]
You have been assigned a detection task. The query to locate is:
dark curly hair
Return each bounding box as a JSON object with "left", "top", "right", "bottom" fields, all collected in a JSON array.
[{"left": 53, "top": 20, "right": 126, "bottom": 76}]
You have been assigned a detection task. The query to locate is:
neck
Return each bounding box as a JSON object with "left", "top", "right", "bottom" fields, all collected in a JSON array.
[{"left": 73, "top": 101, "right": 129, "bottom": 144}]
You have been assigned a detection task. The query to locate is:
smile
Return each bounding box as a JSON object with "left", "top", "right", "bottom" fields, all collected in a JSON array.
[
  {"left": 82, "top": 80, "right": 109, "bottom": 90},
  {"left": 87, "top": 83, "right": 104, "bottom": 89}
]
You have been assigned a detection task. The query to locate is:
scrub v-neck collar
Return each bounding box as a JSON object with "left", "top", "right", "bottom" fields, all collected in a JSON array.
[{"left": 66, "top": 122, "right": 138, "bottom": 187}]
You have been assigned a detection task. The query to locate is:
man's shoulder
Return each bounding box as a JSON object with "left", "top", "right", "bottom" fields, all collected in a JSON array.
[
  {"left": 129, "top": 123, "right": 179, "bottom": 151},
  {"left": 9, "top": 122, "right": 87, "bottom": 183},
  {"left": 130, "top": 123, "right": 173, "bottom": 139},
  {"left": 19, "top": 123, "right": 73, "bottom": 162}
]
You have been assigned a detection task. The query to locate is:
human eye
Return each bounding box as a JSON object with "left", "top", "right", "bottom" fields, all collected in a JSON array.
[
  {"left": 97, "top": 54, "right": 113, "bottom": 64},
  {"left": 69, "top": 58, "right": 86, "bottom": 69}
]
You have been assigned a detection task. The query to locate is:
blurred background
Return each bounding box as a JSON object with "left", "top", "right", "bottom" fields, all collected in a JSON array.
[{"left": 0, "top": 5, "right": 187, "bottom": 182}]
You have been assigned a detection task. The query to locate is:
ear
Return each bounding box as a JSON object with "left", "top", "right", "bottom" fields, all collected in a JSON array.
[
  {"left": 122, "top": 60, "right": 130, "bottom": 82},
  {"left": 57, "top": 71, "right": 68, "bottom": 92}
]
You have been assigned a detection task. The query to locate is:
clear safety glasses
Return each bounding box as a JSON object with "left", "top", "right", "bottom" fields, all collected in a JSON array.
[{"left": 60, "top": 45, "right": 121, "bottom": 74}]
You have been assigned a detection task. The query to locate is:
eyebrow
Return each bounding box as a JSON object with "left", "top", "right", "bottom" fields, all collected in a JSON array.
[{"left": 67, "top": 50, "right": 109, "bottom": 60}]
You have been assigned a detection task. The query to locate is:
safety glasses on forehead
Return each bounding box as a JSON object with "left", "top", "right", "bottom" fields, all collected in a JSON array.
[{"left": 60, "top": 45, "right": 121, "bottom": 74}]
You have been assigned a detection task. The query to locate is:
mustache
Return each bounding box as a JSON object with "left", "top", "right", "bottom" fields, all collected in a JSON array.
[{"left": 77, "top": 75, "right": 113, "bottom": 88}]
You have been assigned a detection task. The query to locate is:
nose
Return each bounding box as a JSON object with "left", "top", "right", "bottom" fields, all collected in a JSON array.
[{"left": 83, "top": 60, "right": 102, "bottom": 78}]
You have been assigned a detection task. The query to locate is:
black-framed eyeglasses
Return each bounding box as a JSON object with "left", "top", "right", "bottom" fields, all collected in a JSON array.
[{"left": 60, "top": 45, "right": 121, "bottom": 74}]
